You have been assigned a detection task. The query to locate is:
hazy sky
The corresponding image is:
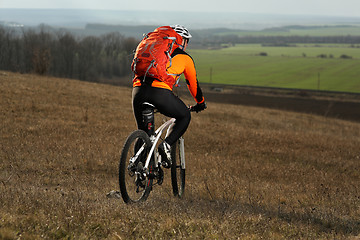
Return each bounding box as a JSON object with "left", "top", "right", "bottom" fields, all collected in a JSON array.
[{"left": 1, "top": 0, "right": 360, "bottom": 18}]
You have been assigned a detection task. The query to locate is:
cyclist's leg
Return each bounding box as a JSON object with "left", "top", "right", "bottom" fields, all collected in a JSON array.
[
  {"left": 132, "top": 86, "right": 148, "bottom": 132},
  {"left": 132, "top": 85, "right": 191, "bottom": 146},
  {"left": 149, "top": 88, "right": 191, "bottom": 146}
]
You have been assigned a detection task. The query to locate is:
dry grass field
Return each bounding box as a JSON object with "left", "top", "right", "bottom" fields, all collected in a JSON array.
[{"left": 1, "top": 71, "right": 360, "bottom": 239}]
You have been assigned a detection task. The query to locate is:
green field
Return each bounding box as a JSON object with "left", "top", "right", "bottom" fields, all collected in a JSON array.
[
  {"left": 189, "top": 44, "right": 360, "bottom": 93},
  {"left": 217, "top": 25, "right": 360, "bottom": 37}
]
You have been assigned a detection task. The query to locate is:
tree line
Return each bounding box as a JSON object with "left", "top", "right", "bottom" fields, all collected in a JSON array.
[
  {"left": 0, "top": 26, "right": 138, "bottom": 82},
  {"left": 2, "top": 25, "right": 360, "bottom": 81}
]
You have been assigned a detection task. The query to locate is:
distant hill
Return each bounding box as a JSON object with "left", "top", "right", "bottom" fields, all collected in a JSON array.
[
  {"left": 84, "top": 24, "right": 158, "bottom": 38},
  {"left": 1, "top": 8, "right": 360, "bottom": 31}
]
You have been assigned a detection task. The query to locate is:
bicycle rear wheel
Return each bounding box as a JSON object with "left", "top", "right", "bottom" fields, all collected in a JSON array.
[
  {"left": 119, "top": 130, "right": 154, "bottom": 203},
  {"left": 171, "top": 138, "right": 185, "bottom": 197}
]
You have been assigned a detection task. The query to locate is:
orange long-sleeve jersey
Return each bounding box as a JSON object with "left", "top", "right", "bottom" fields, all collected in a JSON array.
[{"left": 133, "top": 48, "right": 205, "bottom": 104}]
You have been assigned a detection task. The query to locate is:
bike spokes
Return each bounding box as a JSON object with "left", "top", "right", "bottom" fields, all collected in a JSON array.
[{"left": 119, "top": 130, "right": 153, "bottom": 203}]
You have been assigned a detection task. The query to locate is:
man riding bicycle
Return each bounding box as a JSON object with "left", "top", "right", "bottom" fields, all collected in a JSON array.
[{"left": 132, "top": 25, "right": 207, "bottom": 168}]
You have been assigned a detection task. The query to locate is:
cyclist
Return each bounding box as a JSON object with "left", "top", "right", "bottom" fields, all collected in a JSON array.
[{"left": 132, "top": 24, "right": 207, "bottom": 168}]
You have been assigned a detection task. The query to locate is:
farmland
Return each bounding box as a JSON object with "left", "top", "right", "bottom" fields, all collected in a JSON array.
[
  {"left": 215, "top": 25, "right": 360, "bottom": 37},
  {"left": 2, "top": 23, "right": 360, "bottom": 94},
  {"left": 1, "top": 71, "right": 360, "bottom": 239},
  {"left": 189, "top": 44, "right": 360, "bottom": 93}
]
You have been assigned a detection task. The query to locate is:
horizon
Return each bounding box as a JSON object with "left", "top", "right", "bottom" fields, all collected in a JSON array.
[
  {"left": 2, "top": 0, "right": 360, "bottom": 18},
  {"left": 1, "top": 7, "right": 360, "bottom": 18},
  {"left": 1, "top": 8, "right": 360, "bottom": 31}
]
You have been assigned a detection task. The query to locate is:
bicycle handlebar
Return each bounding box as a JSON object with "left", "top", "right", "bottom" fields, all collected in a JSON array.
[
  {"left": 189, "top": 107, "right": 196, "bottom": 112},
  {"left": 189, "top": 102, "right": 207, "bottom": 113}
]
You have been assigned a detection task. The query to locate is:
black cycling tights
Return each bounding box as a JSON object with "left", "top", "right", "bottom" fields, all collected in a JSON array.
[{"left": 132, "top": 85, "right": 191, "bottom": 146}]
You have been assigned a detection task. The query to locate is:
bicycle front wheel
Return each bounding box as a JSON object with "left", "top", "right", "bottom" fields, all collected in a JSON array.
[
  {"left": 119, "top": 130, "right": 154, "bottom": 203},
  {"left": 171, "top": 137, "right": 186, "bottom": 197}
]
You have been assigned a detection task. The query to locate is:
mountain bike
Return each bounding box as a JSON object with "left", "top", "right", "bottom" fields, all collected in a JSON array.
[{"left": 119, "top": 102, "right": 190, "bottom": 204}]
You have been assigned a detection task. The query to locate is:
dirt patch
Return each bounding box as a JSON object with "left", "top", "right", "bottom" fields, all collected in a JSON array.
[{"left": 203, "top": 90, "right": 360, "bottom": 122}]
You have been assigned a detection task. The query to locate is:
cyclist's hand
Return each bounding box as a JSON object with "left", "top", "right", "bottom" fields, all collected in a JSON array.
[{"left": 190, "top": 102, "right": 207, "bottom": 113}]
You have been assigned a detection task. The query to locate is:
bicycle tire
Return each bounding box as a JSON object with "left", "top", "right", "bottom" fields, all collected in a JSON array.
[
  {"left": 119, "top": 130, "right": 154, "bottom": 203},
  {"left": 171, "top": 139, "right": 185, "bottom": 197}
]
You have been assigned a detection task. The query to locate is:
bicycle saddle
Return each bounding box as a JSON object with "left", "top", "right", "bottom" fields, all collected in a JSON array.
[{"left": 142, "top": 102, "right": 155, "bottom": 109}]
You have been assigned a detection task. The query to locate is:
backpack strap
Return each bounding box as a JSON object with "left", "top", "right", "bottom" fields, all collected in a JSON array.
[
  {"left": 164, "top": 36, "right": 178, "bottom": 69},
  {"left": 143, "top": 60, "right": 156, "bottom": 82}
]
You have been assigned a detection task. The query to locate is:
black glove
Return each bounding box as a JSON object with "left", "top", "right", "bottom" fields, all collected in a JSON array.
[{"left": 190, "top": 102, "right": 207, "bottom": 113}]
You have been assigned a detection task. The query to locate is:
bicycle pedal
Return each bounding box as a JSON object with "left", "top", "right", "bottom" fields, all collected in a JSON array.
[{"left": 161, "top": 161, "right": 171, "bottom": 169}]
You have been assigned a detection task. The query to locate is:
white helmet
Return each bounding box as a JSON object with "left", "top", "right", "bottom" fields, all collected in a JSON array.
[{"left": 171, "top": 25, "right": 192, "bottom": 39}]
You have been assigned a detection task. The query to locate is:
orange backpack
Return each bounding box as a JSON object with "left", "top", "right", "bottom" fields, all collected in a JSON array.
[{"left": 131, "top": 26, "right": 183, "bottom": 87}]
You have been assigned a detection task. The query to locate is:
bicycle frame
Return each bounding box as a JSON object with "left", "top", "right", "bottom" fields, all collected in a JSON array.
[
  {"left": 144, "top": 117, "right": 175, "bottom": 170},
  {"left": 128, "top": 115, "right": 185, "bottom": 177},
  {"left": 125, "top": 101, "right": 188, "bottom": 190},
  {"left": 119, "top": 102, "right": 190, "bottom": 202}
]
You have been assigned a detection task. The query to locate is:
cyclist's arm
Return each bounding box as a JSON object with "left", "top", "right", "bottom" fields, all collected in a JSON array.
[{"left": 181, "top": 55, "right": 205, "bottom": 104}]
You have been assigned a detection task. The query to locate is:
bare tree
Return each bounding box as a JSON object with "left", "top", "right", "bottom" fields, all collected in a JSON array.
[
  {"left": 0, "top": 25, "right": 136, "bottom": 81},
  {"left": 76, "top": 36, "right": 102, "bottom": 81},
  {"left": 53, "top": 31, "right": 77, "bottom": 78}
]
